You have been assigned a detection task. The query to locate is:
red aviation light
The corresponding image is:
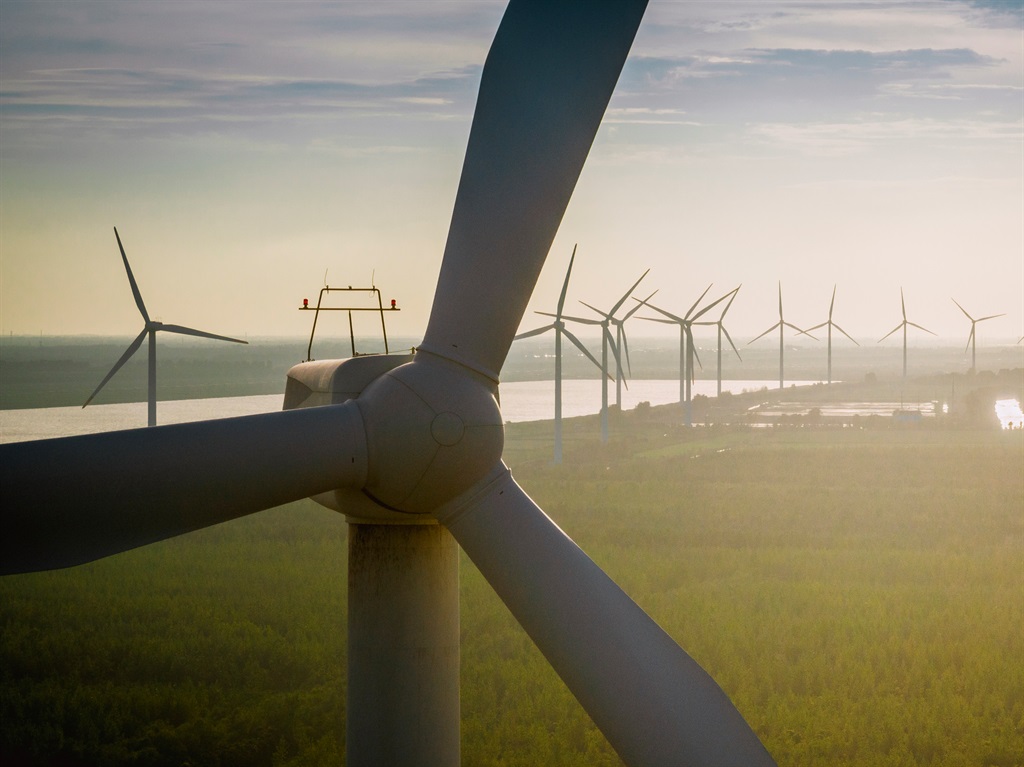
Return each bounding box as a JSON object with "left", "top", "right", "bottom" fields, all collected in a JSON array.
[
  {"left": 391, "top": 299, "right": 397, "bottom": 309},
  {"left": 303, "top": 298, "right": 309, "bottom": 308}
]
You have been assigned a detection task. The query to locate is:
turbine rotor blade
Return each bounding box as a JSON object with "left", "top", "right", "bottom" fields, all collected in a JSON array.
[
  {"left": 610, "top": 269, "right": 650, "bottom": 316},
  {"left": 622, "top": 290, "right": 657, "bottom": 322},
  {"left": 540, "top": 311, "right": 602, "bottom": 325},
  {"left": 159, "top": 324, "right": 248, "bottom": 345},
  {"left": 563, "top": 328, "right": 606, "bottom": 377},
  {"left": 747, "top": 322, "right": 780, "bottom": 345},
  {"left": 0, "top": 403, "right": 368, "bottom": 574},
  {"left": 555, "top": 244, "right": 578, "bottom": 318},
  {"left": 513, "top": 323, "right": 557, "bottom": 341},
  {"left": 977, "top": 313, "right": 1005, "bottom": 322},
  {"left": 420, "top": 0, "right": 648, "bottom": 380},
  {"left": 951, "top": 297, "right": 972, "bottom": 321},
  {"left": 965, "top": 326, "right": 975, "bottom": 353},
  {"left": 114, "top": 227, "right": 150, "bottom": 324},
  {"left": 907, "top": 321, "right": 936, "bottom": 336},
  {"left": 684, "top": 283, "right": 713, "bottom": 320},
  {"left": 832, "top": 323, "right": 860, "bottom": 346},
  {"left": 722, "top": 325, "right": 742, "bottom": 360},
  {"left": 580, "top": 300, "right": 612, "bottom": 320},
  {"left": 83, "top": 327, "right": 148, "bottom": 408},
  {"left": 878, "top": 323, "right": 903, "bottom": 343},
  {"left": 437, "top": 470, "right": 775, "bottom": 766}
]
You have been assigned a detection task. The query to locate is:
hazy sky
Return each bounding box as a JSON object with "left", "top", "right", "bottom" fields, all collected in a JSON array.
[{"left": 2, "top": 1, "right": 1022, "bottom": 347}]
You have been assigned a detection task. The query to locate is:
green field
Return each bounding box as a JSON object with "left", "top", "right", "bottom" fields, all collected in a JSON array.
[{"left": 2, "top": 417, "right": 1022, "bottom": 766}]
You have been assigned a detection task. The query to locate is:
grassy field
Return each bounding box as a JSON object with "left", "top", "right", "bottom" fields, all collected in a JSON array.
[{"left": 2, "top": 416, "right": 1022, "bottom": 766}]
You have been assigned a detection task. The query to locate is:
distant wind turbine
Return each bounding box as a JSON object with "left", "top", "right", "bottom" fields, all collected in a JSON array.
[
  {"left": 951, "top": 298, "right": 1004, "bottom": 373},
  {"left": 639, "top": 285, "right": 739, "bottom": 408},
  {"left": 806, "top": 285, "right": 859, "bottom": 385},
  {"left": 83, "top": 227, "right": 248, "bottom": 426},
  {"left": 747, "top": 283, "right": 815, "bottom": 390},
  {"left": 878, "top": 288, "right": 935, "bottom": 379},
  {"left": 514, "top": 245, "right": 605, "bottom": 463},
  {"left": 693, "top": 286, "right": 743, "bottom": 396},
  {"left": 579, "top": 269, "right": 650, "bottom": 409},
  {"left": 549, "top": 308, "right": 621, "bottom": 443}
]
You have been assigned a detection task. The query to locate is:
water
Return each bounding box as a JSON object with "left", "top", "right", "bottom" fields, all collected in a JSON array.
[
  {"left": 2, "top": 380, "right": 1019, "bottom": 443},
  {"left": 0, "top": 380, "right": 801, "bottom": 444}
]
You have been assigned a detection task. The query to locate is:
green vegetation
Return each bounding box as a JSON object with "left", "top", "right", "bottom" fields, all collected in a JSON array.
[{"left": 2, "top": 422, "right": 1022, "bottom": 766}]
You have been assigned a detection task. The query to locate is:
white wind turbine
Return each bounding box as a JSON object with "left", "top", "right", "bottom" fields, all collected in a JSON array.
[
  {"left": 552, "top": 277, "right": 643, "bottom": 443},
  {"left": 637, "top": 285, "right": 738, "bottom": 415},
  {"left": 83, "top": 227, "right": 248, "bottom": 427},
  {"left": 951, "top": 298, "right": 1003, "bottom": 373},
  {"left": 806, "top": 285, "right": 858, "bottom": 385},
  {"left": 579, "top": 270, "right": 651, "bottom": 409},
  {"left": 514, "top": 245, "right": 606, "bottom": 463},
  {"left": 878, "top": 287, "right": 935, "bottom": 379},
  {"left": 1, "top": 4, "right": 775, "bottom": 766},
  {"left": 748, "top": 282, "right": 816, "bottom": 390},
  {"left": 693, "top": 285, "right": 743, "bottom": 396}
]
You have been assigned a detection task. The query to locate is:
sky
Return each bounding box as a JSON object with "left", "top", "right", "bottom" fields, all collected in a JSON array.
[{"left": 1, "top": 0, "right": 1022, "bottom": 348}]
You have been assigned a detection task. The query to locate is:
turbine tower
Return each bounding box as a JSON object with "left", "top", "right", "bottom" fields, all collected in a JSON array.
[
  {"left": 951, "top": 298, "right": 1003, "bottom": 373},
  {"left": 580, "top": 269, "right": 650, "bottom": 409},
  {"left": 693, "top": 285, "right": 743, "bottom": 396},
  {"left": 639, "top": 286, "right": 736, "bottom": 422},
  {"left": 549, "top": 308, "right": 622, "bottom": 442},
  {"left": 878, "top": 288, "right": 935, "bottom": 379},
  {"left": 1, "top": 4, "right": 775, "bottom": 766},
  {"left": 514, "top": 245, "right": 605, "bottom": 463},
  {"left": 747, "top": 282, "right": 815, "bottom": 390},
  {"left": 83, "top": 227, "right": 248, "bottom": 426},
  {"left": 806, "top": 285, "right": 858, "bottom": 385}
]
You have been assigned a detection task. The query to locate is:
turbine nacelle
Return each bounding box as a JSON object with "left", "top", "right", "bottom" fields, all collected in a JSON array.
[{"left": 283, "top": 352, "right": 503, "bottom": 520}]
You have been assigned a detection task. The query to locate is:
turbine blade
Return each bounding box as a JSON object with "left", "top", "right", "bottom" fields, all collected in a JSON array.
[
  {"left": 832, "top": 323, "right": 860, "bottom": 346},
  {"left": 828, "top": 285, "right": 837, "bottom": 318},
  {"left": 878, "top": 324, "right": 902, "bottom": 343},
  {"left": 538, "top": 311, "right": 602, "bottom": 325},
  {"left": 114, "top": 227, "right": 150, "bottom": 324},
  {"left": 562, "top": 329, "right": 606, "bottom": 377},
  {"left": 690, "top": 288, "right": 732, "bottom": 322},
  {"left": 621, "top": 328, "right": 633, "bottom": 377},
  {"left": 555, "top": 244, "right": 578, "bottom": 318},
  {"left": 0, "top": 403, "right": 367, "bottom": 574},
  {"left": 977, "top": 313, "right": 1005, "bottom": 322},
  {"left": 907, "top": 321, "right": 936, "bottom": 336},
  {"left": 636, "top": 299, "right": 683, "bottom": 323},
  {"left": 159, "top": 324, "right": 248, "bottom": 345},
  {"left": 580, "top": 300, "right": 612, "bottom": 320},
  {"left": 722, "top": 325, "right": 743, "bottom": 360},
  {"left": 786, "top": 322, "right": 817, "bottom": 341},
  {"left": 951, "top": 297, "right": 972, "bottom": 321},
  {"left": 965, "top": 326, "right": 975, "bottom": 353},
  {"left": 513, "top": 323, "right": 556, "bottom": 341},
  {"left": 684, "top": 283, "right": 713, "bottom": 320},
  {"left": 900, "top": 288, "right": 907, "bottom": 320},
  {"left": 722, "top": 285, "right": 741, "bottom": 316},
  {"left": 83, "top": 328, "right": 148, "bottom": 408},
  {"left": 439, "top": 470, "right": 775, "bottom": 767},
  {"left": 420, "top": 1, "right": 648, "bottom": 380},
  {"left": 622, "top": 290, "right": 657, "bottom": 322},
  {"left": 609, "top": 269, "right": 650, "bottom": 316},
  {"left": 747, "top": 322, "right": 780, "bottom": 345}
]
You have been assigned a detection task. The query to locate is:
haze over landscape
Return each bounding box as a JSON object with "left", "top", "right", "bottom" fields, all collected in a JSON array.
[{"left": 1, "top": 1, "right": 1022, "bottom": 343}]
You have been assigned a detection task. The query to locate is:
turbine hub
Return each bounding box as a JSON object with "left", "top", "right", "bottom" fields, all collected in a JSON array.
[{"left": 357, "top": 351, "right": 504, "bottom": 515}]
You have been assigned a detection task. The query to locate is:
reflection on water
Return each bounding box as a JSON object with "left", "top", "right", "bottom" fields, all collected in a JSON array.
[
  {"left": 2, "top": 386, "right": 1022, "bottom": 443},
  {"left": 995, "top": 399, "right": 1024, "bottom": 430}
]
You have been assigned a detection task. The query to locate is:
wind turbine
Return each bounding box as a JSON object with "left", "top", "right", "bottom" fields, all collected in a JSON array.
[
  {"left": 580, "top": 269, "right": 650, "bottom": 409},
  {"left": 0, "top": 4, "right": 774, "bottom": 767},
  {"left": 693, "top": 285, "right": 743, "bottom": 396},
  {"left": 806, "top": 285, "right": 858, "bottom": 385},
  {"left": 83, "top": 227, "right": 248, "bottom": 427},
  {"left": 951, "top": 298, "right": 1004, "bottom": 373},
  {"left": 747, "top": 282, "right": 815, "bottom": 390},
  {"left": 514, "top": 245, "right": 605, "bottom": 463},
  {"left": 637, "top": 285, "right": 730, "bottom": 405},
  {"left": 878, "top": 288, "right": 935, "bottom": 378}
]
